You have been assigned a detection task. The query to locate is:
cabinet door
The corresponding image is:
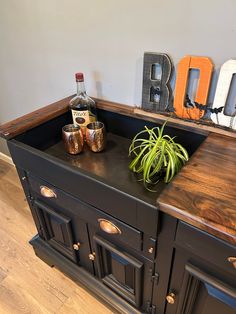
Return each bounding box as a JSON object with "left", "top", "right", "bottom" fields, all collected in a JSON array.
[
  {"left": 91, "top": 233, "right": 154, "bottom": 311},
  {"left": 166, "top": 251, "right": 236, "bottom": 314},
  {"left": 33, "top": 200, "right": 78, "bottom": 263},
  {"left": 182, "top": 263, "right": 236, "bottom": 313}
]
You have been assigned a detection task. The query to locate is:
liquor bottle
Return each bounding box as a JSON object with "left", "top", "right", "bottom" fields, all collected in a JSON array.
[{"left": 69, "top": 73, "right": 97, "bottom": 133}]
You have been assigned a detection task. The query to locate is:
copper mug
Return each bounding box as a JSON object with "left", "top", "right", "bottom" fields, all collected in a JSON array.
[
  {"left": 86, "top": 121, "right": 106, "bottom": 152},
  {"left": 62, "top": 124, "right": 83, "bottom": 154}
]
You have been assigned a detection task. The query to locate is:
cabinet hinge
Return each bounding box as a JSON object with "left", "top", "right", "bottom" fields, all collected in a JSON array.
[
  {"left": 27, "top": 194, "right": 34, "bottom": 204},
  {"left": 151, "top": 272, "right": 159, "bottom": 285},
  {"left": 145, "top": 301, "right": 156, "bottom": 314}
]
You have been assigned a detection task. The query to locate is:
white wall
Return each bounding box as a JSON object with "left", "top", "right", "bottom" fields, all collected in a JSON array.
[{"left": 1, "top": 0, "right": 236, "bottom": 154}]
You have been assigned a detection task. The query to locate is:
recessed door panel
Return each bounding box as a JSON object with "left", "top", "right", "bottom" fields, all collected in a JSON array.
[
  {"left": 183, "top": 263, "right": 236, "bottom": 313},
  {"left": 93, "top": 235, "right": 143, "bottom": 308},
  {"left": 33, "top": 200, "right": 77, "bottom": 263}
]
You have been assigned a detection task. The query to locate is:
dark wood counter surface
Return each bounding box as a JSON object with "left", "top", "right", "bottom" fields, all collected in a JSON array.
[
  {"left": 158, "top": 132, "right": 236, "bottom": 245},
  {"left": 1, "top": 96, "right": 236, "bottom": 139}
]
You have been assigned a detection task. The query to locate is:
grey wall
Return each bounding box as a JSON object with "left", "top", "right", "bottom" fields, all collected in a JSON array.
[{"left": 1, "top": 0, "right": 236, "bottom": 155}]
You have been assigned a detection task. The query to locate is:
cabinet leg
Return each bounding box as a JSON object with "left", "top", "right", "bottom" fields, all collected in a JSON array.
[
  {"left": 34, "top": 248, "right": 55, "bottom": 268},
  {"left": 29, "top": 236, "right": 55, "bottom": 268}
]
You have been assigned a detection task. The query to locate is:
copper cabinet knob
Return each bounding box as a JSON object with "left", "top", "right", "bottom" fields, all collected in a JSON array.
[
  {"left": 73, "top": 243, "right": 81, "bottom": 251},
  {"left": 98, "top": 219, "right": 121, "bottom": 235},
  {"left": 148, "top": 247, "right": 154, "bottom": 254},
  {"left": 227, "top": 256, "right": 236, "bottom": 269},
  {"left": 40, "top": 185, "right": 57, "bottom": 198},
  {"left": 166, "top": 293, "right": 176, "bottom": 304},
  {"left": 89, "top": 252, "right": 96, "bottom": 261}
]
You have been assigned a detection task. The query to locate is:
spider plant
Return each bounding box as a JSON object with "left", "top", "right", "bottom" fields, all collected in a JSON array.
[{"left": 128, "top": 121, "right": 189, "bottom": 191}]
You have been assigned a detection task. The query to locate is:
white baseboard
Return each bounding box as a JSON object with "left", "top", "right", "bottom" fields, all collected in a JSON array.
[{"left": 0, "top": 152, "right": 14, "bottom": 166}]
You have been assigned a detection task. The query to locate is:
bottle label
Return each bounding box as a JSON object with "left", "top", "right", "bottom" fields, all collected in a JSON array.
[{"left": 71, "top": 109, "right": 96, "bottom": 132}]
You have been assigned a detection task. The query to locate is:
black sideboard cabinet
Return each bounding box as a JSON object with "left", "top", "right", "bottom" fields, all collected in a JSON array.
[{"left": 7, "top": 108, "right": 236, "bottom": 313}]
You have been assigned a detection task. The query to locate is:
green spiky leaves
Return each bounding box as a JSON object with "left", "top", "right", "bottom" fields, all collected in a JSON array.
[{"left": 128, "top": 121, "right": 189, "bottom": 191}]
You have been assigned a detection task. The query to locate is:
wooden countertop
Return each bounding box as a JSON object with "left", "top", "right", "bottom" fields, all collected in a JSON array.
[
  {"left": 1, "top": 96, "right": 236, "bottom": 140},
  {"left": 158, "top": 132, "right": 236, "bottom": 245},
  {"left": 0, "top": 96, "right": 235, "bottom": 244}
]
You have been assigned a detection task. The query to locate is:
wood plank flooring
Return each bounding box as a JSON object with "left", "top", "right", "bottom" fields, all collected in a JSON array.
[{"left": 0, "top": 158, "right": 115, "bottom": 314}]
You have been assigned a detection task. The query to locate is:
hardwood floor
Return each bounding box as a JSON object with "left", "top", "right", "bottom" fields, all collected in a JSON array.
[{"left": 0, "top": 158, "right": 114, "bottom": 314}]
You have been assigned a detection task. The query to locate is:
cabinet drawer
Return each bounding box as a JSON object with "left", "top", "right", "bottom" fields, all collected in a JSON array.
[
  {"left": 93, "top": 212, "right": 142, "bottom": 251},
  {"left": 28, "top": 175, "right": 143, "bottom": 251},
  {"left": 28, "top": 174, "right": 64, "bottom": 205},
  {"left": 176, "top": 222, "right": 236, "bottom": 276}
]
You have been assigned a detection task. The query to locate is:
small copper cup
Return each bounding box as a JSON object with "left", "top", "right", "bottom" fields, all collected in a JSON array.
[
  {"left": 62, "top": 124, "right": 83, "bottom": 154},
  {"left": 86, "top": 121, "right": 106, "bottom": 152}
]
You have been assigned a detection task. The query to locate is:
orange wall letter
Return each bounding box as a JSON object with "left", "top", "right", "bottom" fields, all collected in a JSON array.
[{"left": 174, "top": 56, "right": 214, "bottom": 120}]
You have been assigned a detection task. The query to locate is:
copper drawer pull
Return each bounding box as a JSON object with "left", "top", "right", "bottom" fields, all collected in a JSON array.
[
  {"left": 98, "top": 219, "right": 121, "bottom": 234},
  {"left": 40, "top": 185, "right": 57, "bottom": 198},
  {"left": 227, "top": 256, "right": 236, "bottom": 269}
]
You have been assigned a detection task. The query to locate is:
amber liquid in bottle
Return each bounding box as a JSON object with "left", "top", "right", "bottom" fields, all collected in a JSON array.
[{"left": 69, "top": 73, "right": 97, "bottom": 134}]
